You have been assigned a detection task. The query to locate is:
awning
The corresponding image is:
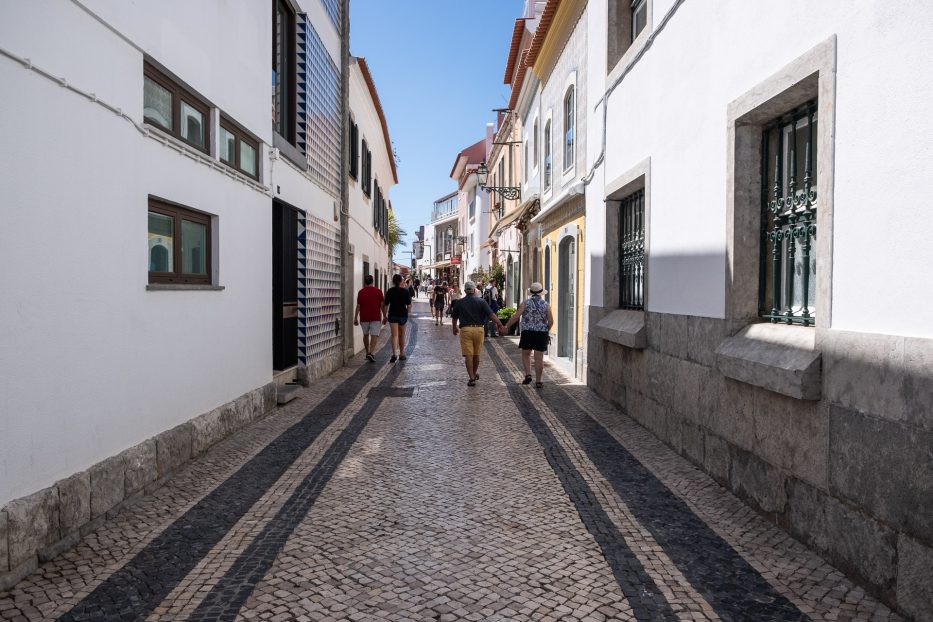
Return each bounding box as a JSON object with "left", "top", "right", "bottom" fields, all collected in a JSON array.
[{"left": 488, "top": 194, "right": 539, "bottom": 240}]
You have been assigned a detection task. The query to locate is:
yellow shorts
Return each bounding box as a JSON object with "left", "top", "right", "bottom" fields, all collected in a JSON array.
[{"left": 459, "top": 326, "right": 485, "bottom": 356}]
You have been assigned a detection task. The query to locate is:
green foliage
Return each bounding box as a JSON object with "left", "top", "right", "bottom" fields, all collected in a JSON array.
[
  {"left": 489, "top": 262, "right": 506, "bottom": 289},
  {"left": 469, "top": 266, "right": 489, "bottom": 284},
  {"left": 497, "top": 306, "right": 516, "bottom": 321},
  {"left": 387, "top": 211, "right": 406, "bottom": 260}
]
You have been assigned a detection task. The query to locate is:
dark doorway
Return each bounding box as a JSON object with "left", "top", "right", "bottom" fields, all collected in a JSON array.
[{"left": 272, "top": 200, "right": 299, "bottom": 371}]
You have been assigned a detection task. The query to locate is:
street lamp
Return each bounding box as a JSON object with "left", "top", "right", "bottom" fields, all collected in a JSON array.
[
  {"left": 475, "top": 160, "right": 521, "bottom": 201},
  {"left": 446, "top": 224, "right": 467, "bottom": 245}
]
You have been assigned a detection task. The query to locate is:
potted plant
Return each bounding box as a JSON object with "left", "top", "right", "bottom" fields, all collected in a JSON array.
[{"left": 497, "top": 306, "right": 518, "bottom": 335}]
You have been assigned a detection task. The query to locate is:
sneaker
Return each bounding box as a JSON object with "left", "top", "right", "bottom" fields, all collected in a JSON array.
[
  {"left": 366, "top": 353, "right": 375, "bottom": 362},
  {"left": 399, "top": 354, "right": 407, "bottom": 361},
  {"left": 390, "top": 354, "right": 398, "bottom": 363}
]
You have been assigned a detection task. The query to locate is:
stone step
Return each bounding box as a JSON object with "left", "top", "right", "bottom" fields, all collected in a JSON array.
[{"left": 276, "top": 384, "right": 301, "bottom": 405}]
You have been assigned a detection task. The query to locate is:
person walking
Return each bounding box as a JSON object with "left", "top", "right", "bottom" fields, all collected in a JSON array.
[
  {"left": 483, "top": 280, "right": 501, "bottom": 338},
  {"left": 447, "top": 282, "right": 462, "bottom": 319},
  {"left": 413, "top": 277, "right": 421, "bottom": 298},
  {"left": 504, "top": 282, "right": 553, "bottom": 388},
  {"left": 451, "top": 281, "right": 506, "bottom": 387},
  {"left": 383, "top": 274, "right": 412, "bottom": 362},
  {"left": 353, "top": 274, "right": 387, "bottom": 362},
  {"left": 432, "top": 280, "right": 449, "bottom": 326},
  {"left": 407, "top": 278, "right": 417, "bottom": 300}
]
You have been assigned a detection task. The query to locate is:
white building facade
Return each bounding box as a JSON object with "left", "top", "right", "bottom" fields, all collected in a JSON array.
[
  {"left": 583, "top": 1, "right": 933, "bottom": 618},
  {"left": 0, "top": 0, "right": 349, "bottom": 588},
  {"left": 347, "top": 56, "right": 394, "bottom": 354}
]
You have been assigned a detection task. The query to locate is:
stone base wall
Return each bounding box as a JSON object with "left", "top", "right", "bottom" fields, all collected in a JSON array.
[
  {"left": 587, "top": 305, "right": 933, "bottom": 622},
  {"left": 297, "top": 350, "right": 344, "bottom": 387},
  {"left": 0, "top": 382, "right": 276, "bottom": 592}
]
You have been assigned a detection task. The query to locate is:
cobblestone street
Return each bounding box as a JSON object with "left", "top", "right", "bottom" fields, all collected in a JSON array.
[{"left": 0, "top": 303, "right": 903, "bottom": 621}]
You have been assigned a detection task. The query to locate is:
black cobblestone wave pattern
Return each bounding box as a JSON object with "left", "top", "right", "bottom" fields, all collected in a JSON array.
[
  {"left": 57, "top": 338, "right": 399, "bottom": 622},
  {"left": 498, "top": 346, "right": 809, "bottom": 621},
  {"left": 188, "top": 322, "right": 419, "bottom": 621},
  {"left": 486, "top": 346, "right": 678, "bottom": 622}
]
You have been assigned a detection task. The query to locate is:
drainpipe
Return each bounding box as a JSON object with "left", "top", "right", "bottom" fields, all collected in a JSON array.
[{"left": 339, "top": 0, "right": 352, "bottom": 362}]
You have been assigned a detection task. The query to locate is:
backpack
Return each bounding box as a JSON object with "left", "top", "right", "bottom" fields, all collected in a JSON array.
[{"left": 483, "top": 287, "right": 494, "bottom": 304}]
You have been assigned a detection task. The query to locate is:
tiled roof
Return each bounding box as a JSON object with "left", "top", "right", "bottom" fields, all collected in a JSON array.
[
  {"left": 449, "top": 138, "right": 487, "bottom": 180},
  {"left": 503, "top": 18, "right": 527, "bottom": 84},
  {"left": 356, "top": 57, "right": 398, "bottom": 184}
]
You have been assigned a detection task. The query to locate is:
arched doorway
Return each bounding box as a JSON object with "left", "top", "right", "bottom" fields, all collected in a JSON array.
[{"left": 558, "top": 236, "right": 575, "bottom": 359}]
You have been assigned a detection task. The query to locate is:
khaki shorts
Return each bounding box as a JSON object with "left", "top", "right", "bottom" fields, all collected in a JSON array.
[{"left": 459, "top": 326, "right": 485, "bottom": 356}]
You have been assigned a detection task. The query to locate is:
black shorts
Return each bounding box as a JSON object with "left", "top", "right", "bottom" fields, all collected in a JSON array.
[
  {"left": 518, "top": 330, "right": 549, "bottom": 352},
  {"left": 433, "top": 301, "right": 444, "bottom": 310}
]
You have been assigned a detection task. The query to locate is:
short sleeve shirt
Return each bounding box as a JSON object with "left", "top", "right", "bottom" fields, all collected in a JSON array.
[
  {"left": 433, "top": 285, "right": 448, "bottom": 300},
  {"left": 451, "top": 295, "right": 494, "bottom": 326},
  {"left": 384, "top": 286, "right": 412, "bottom": 317},
  {"left": 356, "top": 286, "right": 384, "bottom": 322}
]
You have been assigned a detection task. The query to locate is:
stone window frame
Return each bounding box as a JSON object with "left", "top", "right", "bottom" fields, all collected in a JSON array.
[
  {"left": 595, "top": 157, "right": 651, "bottom": 349},
  {"left": 607, "top": 0, "right": 653, "bottom": 78},
  {"left": 542, "top": 109, "right": 554, "bottom": 198},
  {"left": 717, "top": 36, "right": 836, "bottom": 401},
  {"left": 725, "top": 36, "right": 836, "bottom": 329}
]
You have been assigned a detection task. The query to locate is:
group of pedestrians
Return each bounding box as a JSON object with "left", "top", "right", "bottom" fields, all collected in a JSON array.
[{"left": 353, "top": 274, "right": 554, "bottom": 388}]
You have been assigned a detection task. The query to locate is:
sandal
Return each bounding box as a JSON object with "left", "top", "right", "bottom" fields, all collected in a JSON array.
[
  {"left": 522, "top": 375, "right": 533, "bottom": 385},
  {"left": 535, "top": 382, "right": 544, "bottom": 389},
  {"left": 389, "top": 354, "right": 398, "bottom": 363},
  {"left": 399, "top": 354, "right": 407, "bottom": 361},
  {"left": 467, "top": 379, "right": 476, "bottom": 387}
]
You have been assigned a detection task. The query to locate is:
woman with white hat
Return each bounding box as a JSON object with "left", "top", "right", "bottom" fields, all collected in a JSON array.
[{"left": 504, "top": 282, "right": 553, "bottom": 388}]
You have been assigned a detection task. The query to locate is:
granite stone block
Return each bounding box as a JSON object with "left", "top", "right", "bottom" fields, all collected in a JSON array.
[
  {"left": 830, "top": 405, "right": 933, "bottom": 542},
  {"left": 903, "top": 336, "right": 933, "bottom": 432},
  {"left": 786, "top": 478, "right": 897, "bottom": 595},
  {"left": 647, "top": 351, "right": 676, "bottom": 408},
  {"left": 897, "top": 534, "right": 933, "bottom": 622},
  {"left": 4, "top": 487, "right": 59, "bottom": 569},
  {"left": 729, "top": 446, "right": 786, "bottom": 513},
  {"left": 646, "top": 312, "right": 662, "bottom": 351},
  {"left": 697, "top": 366, "right": 723, "bottom": 429},
  {"left": 823, "top": 329, "right": 905, "bottom": 423},
  {"left": 660, "top": 313, "right": 689, "bottom": 360},
  {"left": 704, "top": 432, "right": 730, "bottom": 485},
  {"left": 593, "top": 309, "right": 647, "bottom": 349},
  {"left": 707, "top": 378, "right": 756, "bottom": 451},
  {"left": 753, "top": 393, "right": 829, "bottom": 489},
  {"left": 89, "top": 455, "right": 125, "bottom": 519},
  {"left": 681, "top": 422, "right": 705, "bottom": 466},
  {"left": 0, "top": 509, "right": 8, "bottom": 573},
  {"left": 57, "top": 470, "right": 90, "bottom": 534},
  {"left": 123, "top": 439, "right": 157, "bottom": 496},
  {"left": 673, "top": 359, "right": 702, "bottom": 424},
  {"left": 156, "top": 423, "right": 193, "bottom": 478},
  {"left": 686, "top": 316, "right": 727, "bottom": 368},
  {"left": 192, "top": 407, "right": 226, "bottom": 456}
]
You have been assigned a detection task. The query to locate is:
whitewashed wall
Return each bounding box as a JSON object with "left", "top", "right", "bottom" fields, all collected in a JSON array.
[
  {"left": 587, "top": 0, "right": 933, "bottom": 338},
  {"left": 0, "top": 0, "right": 275, "bottom": 505},
  {"left": 347, "top": 59, "right": 393, "bottom": 352}
]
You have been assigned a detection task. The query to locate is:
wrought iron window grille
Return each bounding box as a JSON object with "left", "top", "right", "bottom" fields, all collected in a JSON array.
[
  {"left": 619, "top": 189, "right": 645, "bottom": 310},
  {"left": 760, "top": 99, "right": 818, "bottom": 326}
]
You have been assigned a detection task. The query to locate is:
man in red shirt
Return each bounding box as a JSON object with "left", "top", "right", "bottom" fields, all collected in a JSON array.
[{"left": 353, "top": 274, "right": 387, "bottom": 362}]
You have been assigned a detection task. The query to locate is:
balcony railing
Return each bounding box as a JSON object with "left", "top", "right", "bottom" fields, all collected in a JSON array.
[{"left": 431, "top": 204, "right": 459, "bottom": 222}]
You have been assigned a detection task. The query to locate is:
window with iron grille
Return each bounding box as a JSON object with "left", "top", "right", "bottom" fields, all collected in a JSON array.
[
  {"left": 760, "top": 100, "right": 818, "bottom": 326},
  {"left": 349, "top": 118, "right": 359, "bottom": 179},
  {"left": 619, "top": 189, "right": 645, "bottom": 309},
  {"left": 563, "top": 87, "right": 575, "bottom": 170},
  {"left": 272, "top": 0, "right": 296, "bottom": 144}
]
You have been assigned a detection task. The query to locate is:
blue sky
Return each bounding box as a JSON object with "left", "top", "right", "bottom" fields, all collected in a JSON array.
[{"left": 350, "top": 0, "right": 524, "bottom": 255}]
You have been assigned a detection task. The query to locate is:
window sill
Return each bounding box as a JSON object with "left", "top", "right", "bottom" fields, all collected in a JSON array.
[
  {"left": 593, "top": 309, "right": 646, "bottom": 349},
  {"left": 714, "top": 323, "right": 821, "bottom": 400},
  {"left": 146, "top": 284, "right": 225, "bottom": 291}
]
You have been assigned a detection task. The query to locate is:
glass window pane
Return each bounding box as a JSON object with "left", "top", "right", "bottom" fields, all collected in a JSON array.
[
  {"left": 219, "top": 127, "right": 235, "bottom": 163},
  {"left": 143, "top": 76, "right": 172, "bottom": 129},
  {"left": 148, "top": 212, "right": 174, "bottom": 272},
  {"left": 181, "top": 101, "right": 205, "bottom": 148},
  {"left": 240, "top": 141, "right": 257, "bottom": 176},
  {"left": 181, "top": 219, "right": 207, "bottom": 275}
]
